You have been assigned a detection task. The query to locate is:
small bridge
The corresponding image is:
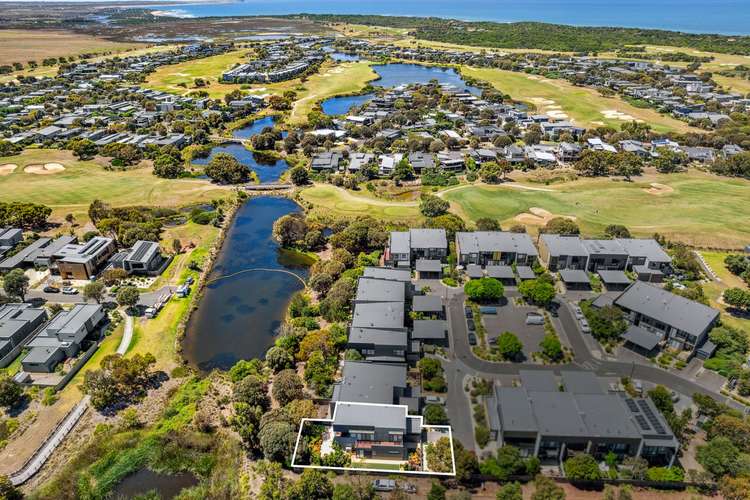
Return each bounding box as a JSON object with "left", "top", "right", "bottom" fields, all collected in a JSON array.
[{"left": 244, "top": 183, "right": 293, "bottom": 191}]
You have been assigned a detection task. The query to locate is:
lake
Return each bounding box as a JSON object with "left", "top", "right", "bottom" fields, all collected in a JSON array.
[
  {"left": 112, "top": 469, "right": 199, "bottom": 499},
  {"left": 371, "top": 63, "right": 482, "bottom": 94},
  {"left": 182, "top": 197, "right": 310, "bottom": 371},
  {"left": 192, "top": 116, "right": 289, "bottom": 183},
  {"left": 321, "top": 93, "right": 374, "bottom": 116},
  {"left": 152, "top": 0, "right": 750, "bottom": 35}
]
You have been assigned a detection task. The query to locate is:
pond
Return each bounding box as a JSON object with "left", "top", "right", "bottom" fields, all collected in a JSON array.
[
  {"left": 112, "top": 469, "right": 199, "bottom": 499},
  {"left": 182, "top": 197, "right": 310, "bottom": 371},
  {"left": 192, "top": 116, "right": 289, "bottom": 183},
  {"left": 321, "top": 93, "right": 375, "bottom": 116},
  {"left": 371, "top": 63, "right": 482, "bottom": 95},
  {"left": 330, "top": 52, "right": 360, "bottom": 62}
]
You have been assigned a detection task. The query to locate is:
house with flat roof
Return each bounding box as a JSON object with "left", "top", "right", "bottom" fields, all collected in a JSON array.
[
  {"left": 347, "top": 327, "right": 409, "bottom": 362},
  {"left": 351, "top": 302, "right": 406, "bottom": 332},
  {"left": 411, "top": 320, "right": 448, "bottom": 347},
  {"left": 613, "top": 281, "right": 719, "bottom": 353},
  {"left": 355, "top": 278, "right": 406, "bottom": 304},
  {"left": 616, "top": 239, "right": 672, "bottom": 283},
  {"left": 490, "top": 370, "right": 678, "bottom": 467},
  {"left": 456, "top": 231, "right": 538, "bottom": 268},
  {"left": 22, "top": 304, "right": 105, "bottom": 373},
  {"left": 386, "top": 229, "right": 448, "bottom": 267},
  {"left": 0, "top": 304, "right": 47, "bottom": 364},
  {"left": 332, "top": 361, "right": 418, "bottom": 411},
  {"left": 0, "top": 228, "right": 22, "bottom": 248},
  {"left": 54, "top": 236, "right": 116, "bottom": 279},
  {"left": 412, "top": 295, "right": 444, "bottom": 319},
  {"left": 581, "top": 239, "right": 628, "bottom": 272},
  {"left": 110, "top": 240, "right": 166, "bottom": 275},
  {"left": 539, "top": 235, "right": 589, "bottom": 271},
  {"left": 362, "top": 267, "right": 411, "bottom": 282}
]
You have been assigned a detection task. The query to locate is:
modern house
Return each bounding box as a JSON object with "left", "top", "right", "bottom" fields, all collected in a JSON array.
[
  {"left": 332, "top": 361, "right": 419, "bottom": 411},
  {"left": 22, "top": 304, "right": 106, "bottom": 373},
  {"left": 355, "top": 277, "right": 406, "bottom": 304},
  {"left": 0, "top": 228, "right": 22, "bottom": 257},
  {"left": 54, "top": 237, "right": 116, "bottom": 280},
  {"left": 110, "top": 240, "right": 167, "bottom": 275},
  {"left": 581, "top": 239, "right": 628, "bottom": 272},
  {"left": 411, "top": 320, "right": 448, "bottom": 347},
  {"left": 538, "top": 235, "right": 589, "bottom": 271},
  {"left": 347, "top": 327, "right": 409, "bottom": 362},
  {"left": 0, "top": 304, "right": 47, "bottom": 364},
  {"left": 310, "top": 151, "right": 343, "bottom": 171},
  {"left": 351, "top": 302, "right": 406, "bottom": 332},
  {"left": 490, "top": 370, "right": 678, "bottom": 467},
  {"left": 362, "top": 267, "right": 412, "bottom": 282},
  {"left": 613, "top": 281, "right": 719, "bottom": 354},
  {"left": 386, "top": 229, "right": 448, "bottom": 267},
  {"left": 456, "top": 231, "right": 538, "bottom": 267},
  {"left": 615, "top": 239, "right": 672, "bottom": 283}
]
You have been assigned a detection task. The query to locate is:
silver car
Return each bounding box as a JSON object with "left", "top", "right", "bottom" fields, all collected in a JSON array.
[
  {"left": 525, "top": 313, "right": 544, "bottom": 325},
  {"left": 579, "top": 318, "right": 591, "bottom": 333},
  {"left": 573, "top": 306, "right": 584, "bottom": 320}
]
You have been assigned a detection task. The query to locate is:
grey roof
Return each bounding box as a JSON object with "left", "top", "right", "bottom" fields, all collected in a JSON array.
[
  {"left": 581, "top": 239, "right": 627, "bottom": 256},
  {"left": 575, "top": 394, "right": 642, "bottom": 439},
  {"left": 466, "top": 264, "right": 483, "bottom": 278},
  {"left": 487, "top": 265, "right": 514, "bottom": 279},
  {"left": 55, "top": 236, "right": 113, "bottom": 264},
  {"left": 333, "top": 402, "right": 407, "bottom": 430},
  {"left": 560, "top": 371, "right": 605, "bottom": 394},
  {"left": 415, "top": 259, "right": 442, "bottom": 272},
  {"left": 540, "top": 235, "right": 588, "bottom": 256},
  {"left": 623, "top": 324, "right": 661, "bottom": 351},
  {"left": 33, "top": 236, "right": 77, "bottom": 261},
  {"left": 412, "top": 295, "right": 443, "bottom": 313},
  {"left": 409, "top": 229, "right": 447, "bottom": 250},
  {"left": 497, "top": 386, "right": 537, "bottom": 433},
  {"left": 125, "top": 240, "right": 160, "bottom": 264},
  {"left": 351, "top": 302, "right": 405, "bottom": 331},
  {"left": 355, "top": 278, "right": 405, "bottom": 303},
  {"left": 411, "top": 320, "right": 447, "bottom": 340},
  {"left": 362, "top": 267, "right": 411, "bottom": 282},
  {"left": 333, "top": 361, "right": 407, "bottom": 404},
  {"left": 632, "top": 265, "right": 664, "bottom": 276},
  {"left": 348, "top": 327, "right": 407, "bottom": 347},
  {"left": 559, "top": 269, "right": 590, "bottom": 284},
  {"left": 457, "top": 231, "right": 538, "bottom": 256},
  {"left": 598, "top": 270, "right": 631, "bottom": 284},
  {"left": 0, "top": 304, "right": 47, "bottom": 340},
  {"left": 616, "top": 239, "right": 671, "bottom": 264},
  {"left": 614, "top": 282, "right": 719, "bottom": 337},
  {"left": 519, "top": 370, "right": 558, "bottom": 392},
  {"left": 389, "top": 231, "right": 411, "bottom": 255},
  {"left": 0, "top": 237, "right": 51, "bottom": 269},
  {"left": 529, "top": 391, "right": 589, "bottom": 437},
  {"left": 23, "top": 346, "right": 59, "bottom": 364},
  {"left": 591, "top": 294, "right": 616, "bottom": 308},
  {"left": 516, "top": 266, "right": 536, "bottom": 280}
]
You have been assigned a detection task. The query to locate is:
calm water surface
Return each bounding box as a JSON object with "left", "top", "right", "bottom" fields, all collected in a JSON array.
[
  {"left": 112, "top": 469, "right": 198, "bottom": 499},
  {"left": 182, "top": 197, "right": 309, "bottom": 371},
  {"left": 321, "top": 93, "right": 374, "bottom": 115},
  {"left": 370, "top": 63, "right": 482, "bottom": 94}
]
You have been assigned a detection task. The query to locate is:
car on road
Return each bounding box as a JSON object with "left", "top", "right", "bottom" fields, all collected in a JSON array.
[
  {"left": 62, "top": 287, "right": 78, "bottom": 295},
  {"left": 425, "top": 395, "right": 446, "bottom": 406},
  {"left": 479, "top": 306, "right": 497, "bottom": 315},
  {"left": 372, "top": 479, "right": 396, "bottom": 492},
  {"left": 670, "top": 390, "right": 680, "bottom": 403},
  {"left": 43, "top": 286, "right": 60, "bottom": 293},
  {"left": 468, "top": 332, "right": 478, "bottom": 346},
  {"left": 488, "top": 336, "right": 497, "bottom": 345},
  {"left": 525, "top": 312, "right": 544, "bottom": 325},
  {"left": 573, "top": 306, "right": 584, "bottom": 320},
  {"left": 579, "top": 318, "right": 591, "bottom": 333},
  {"left": 634, "top": 380, "right": 644, "bottom": 395},
  {"left": 466, "top": 319, "right": 475, "bottom": 331},
  {"left": 464, "top": 306, "right": 472, "bottom": 318}
]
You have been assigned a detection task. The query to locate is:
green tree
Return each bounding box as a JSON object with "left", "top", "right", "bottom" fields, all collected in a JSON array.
[
  {"left": 518, "top": 279, "right": 556, "bottom": 306},
  {"left": 604, "top": 224, "right": 631, "bottom": 239},
  {"left": 259, "top": 420, "right": 297, "bottom": 463},
  {"left": 531, "top": 474, "right": 565, "bottom": 500},
  {"left": 479, "top": 161, "right": 504, "bottom": 183},
  {"left": 0, "top": 377, "right": 22, "bottom": 408},
  {"left": 234, "top": 374, "right": 270, "bottom": 410},
  {"left": 476, "top": 217, "right": 502, "bottom": 231},
  {"left": 539, "top": 333, "right": 563, "bottom": 361},
  {"left": 696, "top": 437, "right": 745, "bottom": 478},
  {"left": 393, "top": 157, "right": 415, "bottom": 181},
  {"left": 497, "top": 482, "right": 522, "bottom": 500},
  {"left": 83, "top": 280, "right": 105, "bottom": 304},
  {"left": 81, "top": 369, "right": 118, "bottom": 410},
  {"left": 286, "top": 468, "right": 333, "bottom": 500},
  {"left": 67, "top": 138, "right": 97, "bottom": 160},
  {"left": 424, "top": 404, "right": 449, "bottom": 424},
  {"left": 652, "top": 147, "right": 686, "bottom": 173},
  {"left": 0, "top": 474, "right": 22, "bottom": 500},
  {"left": 205, "top": 152, "right": 250, "bottom": 184},
  {"left": 2, "top": 269, "right": 29, "bottom": 301},
  {"left": 564, "top": 453, "right": 601, "bottom": 480},
  {"left": 420, "top": 194, "right": 450, "bottom": 217},
  {"left": 543, "top": 217, "right": 579, "bottom": 235},
  {"left": 496, "top": 331, "right": 523, "bottom": 360},
  {"left": 115, "top": 285, "right": 140, "bottom": 309},
  {"left": 647, "top": 385, "right": 674, "bottom": 415},
  {"left": 289, "top": 166, "right": 310, "bottom": 185},
  {"left": 464, "top": 277, "right": 504, "bottom": 302},
  {"left": 272, "top": 369, "right": 304, "bottom": 406},
  {"left": 418, "top": 358, "right": 443, "bottom": 379},
  {"left": 425, "top": 436, "right": 454, "bottom": 473},
  {"left": 272, "top": 213, "right": 308, "bottom": 247},
  {"left": 724, "top": 288, "right": 750, "bottom": 311},
  {"left": 427, "top": 481, "right": 446, "bottom": 500},
  {"left": 153, "top": 154, "right": 185, "bottom": 178}
]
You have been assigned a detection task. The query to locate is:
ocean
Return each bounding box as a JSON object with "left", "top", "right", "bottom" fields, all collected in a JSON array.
[{"left": 153, "top": 0, "right": 750, "bottom": 35}]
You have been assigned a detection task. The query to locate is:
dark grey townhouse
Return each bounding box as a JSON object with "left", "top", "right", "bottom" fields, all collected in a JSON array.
[
  {"left": 581, "top": 239, "right": 628, "bottom": 272},
  {"left": 613, "top": 281, "right": 719, "bottom": 355},
  {"left": 539, "top": 235, "right": 589, "bottom": 271},
  {"left": 386, "top": 229, "right": 448, "bottom": 268},
  {"left": 332, "top": 360, "right": 419, "bottom": 412},
  {"left": 456, "top": 231, "right": 538, "bottom": 267},
  {"left": 615, "top": 238, "right": 672, "bottom": 283},
  {"left": 489, "top": 370, "right": 678, "bottom": 467},
  {"left": 0, "top": 304, "right": 48, "bottom": 366}
]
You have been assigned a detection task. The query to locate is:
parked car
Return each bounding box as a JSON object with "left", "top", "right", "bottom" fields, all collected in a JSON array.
[
  {"left": 372, "top": 479, "right": 396, "bottom": 492},
  {"left": 466, "top": 319, "right": 475, "bottom": 331},
  {"left": 43, "top": 286, "right": 60, "bottom": 293},
  {"left": 579, "top": 318, "right": 591, "bottom": 333},
  {"left": 488, "top": 336, "right": 497, "bottom": 345},
  {"left": 425, "top": 395, "right": 446, "bottom": 406},
  {"left": 479, "top": 306, "right": 497, "bottom": 315},
  {"left": 464, "top": 306, "right": 472, "bottom": 318},
  {"left": 670, "top": 390, "right": 680, "bottom": 403},
  {"left": 185, "top": 276, "right": 195, "bottom": 285},
  {"left": 634, "top": 380, "right": 644, "bottom": 395},
  {"left": 62, "top": 287, "right": 78, "bottom": 295},
  {"left": 573, "top": 306, "right": 584, "bottom": 320},
  {"left": 399, "top": 483, "right": 417, "bottom": 494},
  {"left": 468, "top": 333, "right": 478, "bottom": 346},
  {"left": 525, "top": 312, "right": 544, "bottom": 325}
]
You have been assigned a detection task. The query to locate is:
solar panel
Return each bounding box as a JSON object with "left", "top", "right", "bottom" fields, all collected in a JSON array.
[
  {"left": 638, "top": 400, "right": 667, "bottom": 434},
  {"left": 635, "top": 415, "right": 650, "bottom": 431},
  {"left": 625, "top": 399, "right": 639, "bottom": 412}
]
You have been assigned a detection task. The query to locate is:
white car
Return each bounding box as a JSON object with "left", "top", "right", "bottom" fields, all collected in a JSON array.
[
  {"left": 573, "top": 306, "right": 584, "bottom": 320},
  {"left": 62, "top": 287, "right": 79, "bottom": 295},
  {"left": 425, "top": 395, "right": 446, "bottom": 406},
  {"left": 525, "top": 313, "right": 544, "bottom": 325},
  {"left": 579, "top": 318, "right": 591, "bottom": 333}
]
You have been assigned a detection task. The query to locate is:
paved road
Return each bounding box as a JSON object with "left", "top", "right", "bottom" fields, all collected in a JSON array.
[
  {"left": 27, "top": 286, "right": 173, "bottom": 307},
  {"left": 444, "top": 289, "right": 746, "bottom": 411}
]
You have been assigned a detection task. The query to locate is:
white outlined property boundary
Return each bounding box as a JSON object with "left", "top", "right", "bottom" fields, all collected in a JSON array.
[{"left": 291, "top": 401, "right": 456, "bottom": 477}]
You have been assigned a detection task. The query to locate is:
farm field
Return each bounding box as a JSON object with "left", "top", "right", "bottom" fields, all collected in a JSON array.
[
  {"left": 461, "top": 66, "right": 697, "bottom": 133},
  {"left": 0, "top": 149, "right": 229, "bottom": 224},
  {"left": 288, "top": 61, "right": 378, "bottom": 123},
  {"left": 0, "top": 29, "right": 144, "bottom": 66}
]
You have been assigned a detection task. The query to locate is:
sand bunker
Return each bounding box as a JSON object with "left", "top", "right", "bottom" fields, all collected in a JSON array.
[
  {"left": 0, "top": 164, "right": 18, "bottom": 176},
  {"left": 24, "top": 163, "right": 65, "bottom": 175},
  {"left": 645, "top": 182, "right": 674, "bottom": 195},
  {"left": 514, "top": 207, "right": 576, "bottom": 226},
  {"left": 601, "top": 109, "right": 643, "bottom": 122},
  {"left": 530, "top": 97, "right": 556, "bottom": 106}
]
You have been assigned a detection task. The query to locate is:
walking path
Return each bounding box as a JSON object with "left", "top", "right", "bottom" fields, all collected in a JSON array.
[{"left": 9, "top": 310, "right": 135, "bottom": 485}]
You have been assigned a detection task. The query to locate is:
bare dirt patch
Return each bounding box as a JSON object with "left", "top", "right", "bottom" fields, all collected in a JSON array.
[
  {"left": 645, "top": 182, "right": 674, "bottom": 195},
  {"left": 514, "top": 207, "right": 576, "bottom": 226},
  {"left": 24, "top": 162, "right": 66, "bottom": 175},
  {"left": 0, "top": 163, "right": 18, "bottom": 176}
]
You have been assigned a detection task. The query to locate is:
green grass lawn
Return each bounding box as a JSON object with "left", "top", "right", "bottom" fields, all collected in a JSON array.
[
  {"left": 700, "top": 250, "right": 750, "bottom": 334},
  {"left": 0, "top": 149, "right": 229, "bottom": 224},
  {"left": 300, "top": 183, "right": 422, "bottom": 222},
  {"left": 443, "top": 172, "right": 750, "bottom": 249},
  {"left": 461, "top": 66, "right": 697, "bottom": 134}
]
